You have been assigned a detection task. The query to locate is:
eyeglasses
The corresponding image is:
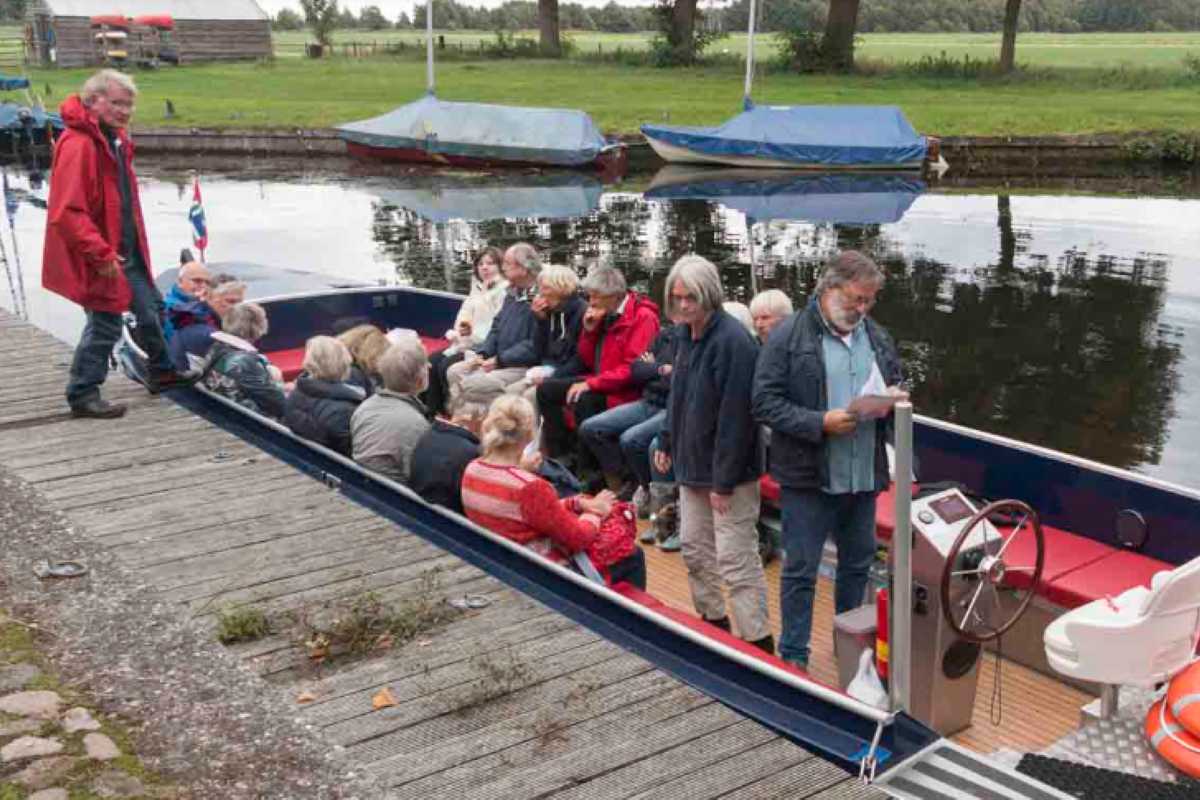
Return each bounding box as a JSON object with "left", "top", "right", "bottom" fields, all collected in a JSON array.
[{"left": 838, "top": 287, "right": 878, "bottom": 310}]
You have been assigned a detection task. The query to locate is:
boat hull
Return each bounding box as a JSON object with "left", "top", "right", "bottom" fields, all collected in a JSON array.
[
  {"left": 345, "top": 140, "right": 627, "bottom": 175},
  {"left": 644, "top": 133, "right": 925, "bottom": 171}
]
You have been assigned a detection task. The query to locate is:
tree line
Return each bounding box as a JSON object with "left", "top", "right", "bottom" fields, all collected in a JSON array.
[{"left": 274, "top": 0, "right": 1200, "bottom": 35}]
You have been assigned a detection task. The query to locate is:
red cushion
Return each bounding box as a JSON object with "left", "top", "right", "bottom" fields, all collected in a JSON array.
[
  {"left": 265, "top": 336, "right": 449, "bottom": 383},
  {"left": 1042, "top": 549, "right": 1173, "bottom": 609},
  {"left": 999, "top": 524, "right": 1113, "bottom": 594},
  {"left": 759, "top": 478, "right": 913, "bottom": 543}
]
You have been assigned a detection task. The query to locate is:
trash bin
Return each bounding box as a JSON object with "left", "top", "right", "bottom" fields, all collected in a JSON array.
[{"left": 833, "top": 604, "right": 878, "bottom": 690}]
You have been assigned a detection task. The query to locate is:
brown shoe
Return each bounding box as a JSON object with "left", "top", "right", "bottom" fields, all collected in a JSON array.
[{"left": 70, "top": 398, "right": 127, "bottom": 419}]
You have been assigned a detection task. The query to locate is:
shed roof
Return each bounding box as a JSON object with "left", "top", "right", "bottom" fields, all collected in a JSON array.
[{"left": 40, "top": 0, "right": 269, "bottom": 21}]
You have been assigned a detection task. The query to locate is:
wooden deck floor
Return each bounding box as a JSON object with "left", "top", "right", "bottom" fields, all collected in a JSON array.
[{"left": 0, "top": 311, "right": 881, "bottom": 799}]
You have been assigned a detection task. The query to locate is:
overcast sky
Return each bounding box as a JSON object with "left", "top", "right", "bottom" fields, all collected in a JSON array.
[{"left": 255, "top": 0, "right": 661, "bottom": 16}]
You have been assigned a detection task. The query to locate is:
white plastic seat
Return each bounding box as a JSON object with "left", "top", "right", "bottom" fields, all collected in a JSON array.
[{"left": 1044, "top": 554, "right": 1200, "bottom": 687}]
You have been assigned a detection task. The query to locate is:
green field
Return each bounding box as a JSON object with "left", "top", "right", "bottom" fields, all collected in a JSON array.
[{"left": 17, "top": 31, "right": 1200, "bottom": 138}]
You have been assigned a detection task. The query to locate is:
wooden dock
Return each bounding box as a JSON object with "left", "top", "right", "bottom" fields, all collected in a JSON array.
[{"left": 0, "top": 311, "right": 883, "bottom": 799}]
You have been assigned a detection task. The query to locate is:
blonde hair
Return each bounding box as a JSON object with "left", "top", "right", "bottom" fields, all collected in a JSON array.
[
  {"left": 723, "top": 301, "right": 754, "bottom": 335},
  {"left": 338, "top": 324, "right": 390, "bottom": 376},
  {"left": 480, "top": 395, "right": 535, "bottom": 459},
  {"left": 302, "top": 335, "right": 352, "bottom": 382},
  {"left": 538, "top": 265, "right": 579, "bottom": 296}
]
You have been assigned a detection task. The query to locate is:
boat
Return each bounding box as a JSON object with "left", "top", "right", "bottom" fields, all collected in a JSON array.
[
  {"left": 639, "top": 0, "right": 940, "bottom": 171},
  {"left": 0, "top": 75, "right": 62, "bottom": 155},
  {"left": 336, "top": 0, "right": 624, "bottom": 172}
]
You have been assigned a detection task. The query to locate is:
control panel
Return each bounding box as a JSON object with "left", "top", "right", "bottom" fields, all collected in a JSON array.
[{"left": 911, "top": 488, "right": 996, "bottom": 558}]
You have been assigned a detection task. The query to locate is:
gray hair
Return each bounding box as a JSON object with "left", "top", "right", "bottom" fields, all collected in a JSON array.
[
  {"left": 505, "top": 242, "right": 542, "bottom": 278},
  {"left": 749, "top": 289, "right": 794, "bottom": 319},
  {"left": 377, "top": 338, "right": 429, "bottom": 395},
  {"left": 480, "top": 395, "right": 535, "bottom": 458},
  {"left": 302, "top": 335, "right": 352, "bottom": 383},
  {"left": 664, "top": 254, "right": 724, "bottom": 314},
  {"left": 81, "top": 69, "right": 137, "bottom": 105},
  {"left": 580, "top": 265, "right": 627, "bottom": 297},
  {"left": 538, "top": 264, "right": 579, "bottom": 295},
  {"left": 209, "top": 278, "right": 247, "bottom": 300},
  {"left": 223, "top": 302, "right": 268, "bottom": 342},
  {"left": 816, "top": 250, "right": 885, "bottom": 296},
  {"left": 722, "top": 301, "right": 754, "bottom": 335}
]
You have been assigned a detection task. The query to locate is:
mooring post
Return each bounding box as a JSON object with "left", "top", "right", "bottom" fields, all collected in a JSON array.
[{"left": 891, "top": 401, "right": 914, "bottom": 714}]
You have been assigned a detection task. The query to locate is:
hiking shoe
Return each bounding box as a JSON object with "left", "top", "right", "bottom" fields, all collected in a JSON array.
[
  {"left": 70, "top": 398, "right": 126, "bottom": 419},
  {"left": 638, "top": 523, "right": 657, "bottom": 544},
  {"left": 658, "top": 533, "right": 681, "bottom": 552}
]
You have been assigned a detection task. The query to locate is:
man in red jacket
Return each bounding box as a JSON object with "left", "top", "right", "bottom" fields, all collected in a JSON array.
[{"left": 43, "top": 70, "right": 188, "bottom": 419}]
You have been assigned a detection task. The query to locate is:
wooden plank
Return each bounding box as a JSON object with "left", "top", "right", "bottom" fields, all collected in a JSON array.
[
  {"left": 719, "top": 756, "right": 868, "bottom": 799},
  {"left": 624, "top": 737, "right": 814, "bottom": 800}
]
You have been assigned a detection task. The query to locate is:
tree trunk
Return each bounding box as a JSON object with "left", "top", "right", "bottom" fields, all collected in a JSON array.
[
  {"left": 672, "top": 0, "right": 699, "bottom": 65},
  {"left": 822, "top": 0, "right": 861, "bottom": 72},
  {"left": 538, "top": 0, "right": 561, "bottom": 58},
  {"left": 1000, "top": 0, "right": 1021, "bottom": 73}
]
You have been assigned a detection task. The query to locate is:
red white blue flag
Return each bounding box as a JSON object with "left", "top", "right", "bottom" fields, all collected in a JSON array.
[{"left": 189, "top": 173, "right": 207, "bottom": 261}]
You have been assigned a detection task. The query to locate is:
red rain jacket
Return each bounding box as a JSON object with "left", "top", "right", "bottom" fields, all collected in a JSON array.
[
  {"left": 578, "top": 292, "right": 661, "bottom": 408},
  {"left": 42, "top": 94, "right": 153, "bottom": 313}
]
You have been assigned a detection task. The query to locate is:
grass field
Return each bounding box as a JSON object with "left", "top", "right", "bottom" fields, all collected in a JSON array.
[{"left": 12, "top": 30, "right": 1200, "bottom": 137}]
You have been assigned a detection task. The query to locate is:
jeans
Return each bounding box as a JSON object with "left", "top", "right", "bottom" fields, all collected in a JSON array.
[
  {"left": 778, "top": 488, "right": 878, "bottom": 665},
  {"left": 578, "top": 400, "right": 665, "bottom": 484},
  {"left": 66, "top": 261, "right": 170, "bottom": 407},
  {"left": 537, "top": 379, "right": 608, "bottom": 462}
]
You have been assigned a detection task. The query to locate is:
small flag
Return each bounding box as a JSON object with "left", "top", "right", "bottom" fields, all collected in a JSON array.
[{"left": 189, "top": 173, "right": 207, "bottom": 261}]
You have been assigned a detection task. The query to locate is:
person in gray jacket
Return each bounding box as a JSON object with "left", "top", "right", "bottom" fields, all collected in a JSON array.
[{"left": 350, "top": 336, "right": 431, "bottom": 484}]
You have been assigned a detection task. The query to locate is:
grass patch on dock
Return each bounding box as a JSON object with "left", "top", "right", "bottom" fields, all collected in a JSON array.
[
  {"left": 451, "top": 648, "right": 535, "bottom": 714},
  {"left": 216, "top": 605, "right": 273, "bottom": 645},
  {"left": 23, "top": 45, "right": 1200, "bottom": 138}
]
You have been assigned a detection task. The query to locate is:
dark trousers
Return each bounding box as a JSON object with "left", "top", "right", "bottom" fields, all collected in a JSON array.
[
  {"left": 607, "top": 547, "right": 647, "bottom": 590},
  {"left": 537, "top": 378, "right": 608, "bottom": 464},
  {"left": 424, "top": 350, "right": 464, "bottom": 416},
  {"left": 67, "top": 261, "right": 170, "bottom": 407},
  {"left": 578, "top": 400, "right": 665, "bottom": 485}
]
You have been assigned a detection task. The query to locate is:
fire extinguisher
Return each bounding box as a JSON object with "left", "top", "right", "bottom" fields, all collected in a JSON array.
[{"left": 876, "top": 587, "right": 889, "bottom": 683}]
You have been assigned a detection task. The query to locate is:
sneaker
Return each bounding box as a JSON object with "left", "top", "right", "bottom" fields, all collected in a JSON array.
[
  {"left": 638, "top": 523, "right": 656, "bottom": 544},
  {"left": 658, "top": 533, "right": 681, "bottom": 552},
  {"left": 70, "top": 397, "right": 127, "bottom": 419}
]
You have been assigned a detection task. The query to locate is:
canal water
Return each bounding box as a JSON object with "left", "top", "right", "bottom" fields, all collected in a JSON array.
[{"left": 3, "top": 159, "right": 1199, "bottom": 489}]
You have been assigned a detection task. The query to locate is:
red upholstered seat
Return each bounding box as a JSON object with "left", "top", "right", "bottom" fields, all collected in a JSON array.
[
  {"left": 759, "top": 477, "right": 913, "bottom": 543},
  {"left": 264, "top": 336, "right": 450, "bottom": 383},
  {"left": 998, "top": 524, "right": 1113, "bottom": 595},
  {"left": 1042, "top": 549, "right": 1173, "bottom": 609}
]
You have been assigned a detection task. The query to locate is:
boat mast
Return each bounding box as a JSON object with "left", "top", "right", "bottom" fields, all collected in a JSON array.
[
  {"left": 743, "top": 0, "right": 757, "bottom": 107},
  {"left": 425, "top": 0, "right": 435, "bottom": 95}
]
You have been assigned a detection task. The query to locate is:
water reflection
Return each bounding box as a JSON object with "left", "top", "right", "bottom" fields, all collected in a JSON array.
[{"left": 1, "top": 159, "right": 1197, "bottom": 488}]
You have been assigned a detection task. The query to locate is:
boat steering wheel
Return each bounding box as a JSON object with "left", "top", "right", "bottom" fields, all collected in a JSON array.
[{"left": 939, "top": 499, "right": 1045, "bottom": 643}]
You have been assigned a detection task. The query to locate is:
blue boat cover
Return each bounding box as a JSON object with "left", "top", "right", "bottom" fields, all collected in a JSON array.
[
  {"left": 338, "top": 94, "right": 609, "bottom": 167},
  {"left": 645, "top": 169, "right": 924, "bottom": 225},
  {"left": 0, "top": 75, "right": 30, "bottom": 91},
  {"left": 641, "top": 104, "right": 928, "bottom": 168},
  {"left": 371, "top": 174, "right": 602, "bottom": 223},
  {"left": 0, "top": 102, "right": 63, "bottom": 132}
]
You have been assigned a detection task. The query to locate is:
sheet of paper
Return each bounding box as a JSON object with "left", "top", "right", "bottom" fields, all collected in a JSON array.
[{"left": 847, "top": 394, "right": 897, "bottom": 421}]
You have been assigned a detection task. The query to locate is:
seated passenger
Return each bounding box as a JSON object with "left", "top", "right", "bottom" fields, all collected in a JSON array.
[
  {"left": 283, "top": 336, "right": 366, "bottom": 456},
  {"left": 162, "top": 260, "right": 214, "bottom": 341},
  {"left": 171, "top": 274, "right": 245, "bottom": 371},
  {"left": 409, "top": 394, "right": 488, "bottom": 514},
  {"left": 426, "top": 246, "right": 507, "bottom": 415},
  {"left": 350, "top": 336, "right": 431, "bottom": 483},
  {"left": 750, "top": 289, "right": 794, "bottom": 344},
  {"left": 338, "top": 324, "right": 390, "bottom": 394},
  {"left": 538, "top": 265, "right": 660, "bottom": 476},
  {"left": 203, "top": 302, "right": 286, "bottom": 419},
  {"left": 461, "top": 395, "right": 646, "bottom": 589},
  {"left": 445, "top": 242, "right": 542, "bottom": 409}
]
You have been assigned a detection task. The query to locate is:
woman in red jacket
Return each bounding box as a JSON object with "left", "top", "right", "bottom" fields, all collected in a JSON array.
[{"left": 461, "top": 395, "right": 646, "bottom": 589}]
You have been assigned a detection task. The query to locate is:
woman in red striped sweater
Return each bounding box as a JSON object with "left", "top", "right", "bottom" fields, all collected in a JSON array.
[{"left": 461, "top": 395, "right": 646, "bottom": 588}]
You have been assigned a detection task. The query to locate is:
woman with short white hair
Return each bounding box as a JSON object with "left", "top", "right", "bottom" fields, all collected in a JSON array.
[
  {"left": 284, "top": 336, "right": 366, "bottom": 456},
  {"left": 350, "top": 338, "right": 431, "bottom": 484},
  {"left": 202, "top": 302, "right": 286, "bottom": 419},
  {"left": 749, "top": 289, "right": 794, "bottom": 343}
]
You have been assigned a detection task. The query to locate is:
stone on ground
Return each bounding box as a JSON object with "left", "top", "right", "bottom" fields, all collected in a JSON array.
[
  {"left": 0, "top": 717, "right": 43, "bottom": 738},
  {"left": 14, "top": 754, "right": 78, "bottom": 789},
  {"left": 84, "top": 731, "right": 121, "bottom": 761},
  {"left": 29, "top": 789, "right": 69, "bottom": 800},
  {"left": 61, "top": 706, "right": 102, "bottom": 733},
  {"left": 0, "top": 689, "right": 62, "bottom": 719},
  {"left": 0, "top": 662, "right": 42, "bottom": 693},
  {"left": 92, "top": 768, "right": 147, "bottom": 798},
  {"left": 1, "top": 735, "right": 64, "bottom": 762}
]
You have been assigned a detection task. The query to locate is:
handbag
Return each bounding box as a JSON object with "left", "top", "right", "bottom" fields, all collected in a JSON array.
[{"left": 587, "top": 501, "right": 638, "bottom": 570}]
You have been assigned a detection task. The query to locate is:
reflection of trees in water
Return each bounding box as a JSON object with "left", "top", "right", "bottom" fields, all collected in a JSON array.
[{"left": 371, "top": 190, "right": 1182, "bottom": 471}]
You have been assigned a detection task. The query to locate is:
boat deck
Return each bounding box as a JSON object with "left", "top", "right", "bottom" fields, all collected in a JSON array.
[{"left": 0, "top": 310, "right": 881, "bottom": 799}]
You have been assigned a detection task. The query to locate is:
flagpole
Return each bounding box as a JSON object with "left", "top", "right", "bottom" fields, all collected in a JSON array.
[{"left": 425, "top": 0, "right": 435, "bottom": 95}]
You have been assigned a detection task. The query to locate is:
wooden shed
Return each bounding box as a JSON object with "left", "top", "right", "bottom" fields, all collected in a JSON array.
[{"left": 26, "top": 0, "right": 272, "bottom": 68}]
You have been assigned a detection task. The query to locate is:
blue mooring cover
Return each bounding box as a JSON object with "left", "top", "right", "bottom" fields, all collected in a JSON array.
[
  {"left": 337, "top": 94, "right": 609, "bottom": 167},
  {"left": 0, "top": 102, "right": 62, "bottom": 132},
  {"left": 641, "top": 103, "right": 928, "bottom": 168}
]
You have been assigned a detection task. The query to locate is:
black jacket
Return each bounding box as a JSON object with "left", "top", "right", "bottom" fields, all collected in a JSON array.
[
  {"left": 477, "top": 288, "right": 539, "bottom": 368},
  {"left": 752, "top": 300, "right": 903, "bottom": 492},
  {"left": 284, "top": 375, "right": 367, "bottom": 457},
  {"left": 661, "top": 311, "right": 762, "bottom": 493},
  {"left": 203, "top": 340, "right": 287, "bottom": 420},
  {"left": 408, "top": 420, "right": 480, "bottom": 513},
  {"left": 628, "top": 324, "right": 681, "bottom": 409},
  {"left": 533, "top": 294, "right": 586, "bottom": 377}
]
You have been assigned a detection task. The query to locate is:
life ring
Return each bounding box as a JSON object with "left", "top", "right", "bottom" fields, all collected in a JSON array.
[
  {"left": 1166, "top": 660, "right": 1200, "bottom": 737},
  {"left": 1145, "top": 697, "right": 1200, "bottom": 779}
]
